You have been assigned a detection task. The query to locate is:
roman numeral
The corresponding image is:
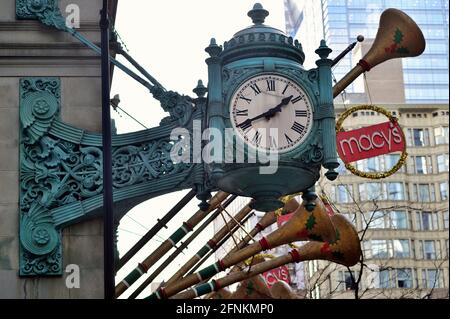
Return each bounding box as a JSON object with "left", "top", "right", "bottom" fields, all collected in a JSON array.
[
  {"left": 236, "top": 109, "right": 248, "bottom": 116},
  {"left": 239, "top": 96, "right": 252, "bottom": 104},
  {"left": 292, "top": 94, "right": 305, "bottom": 104},
  {"left": 269, "top": 136, "right": 278, "bottom": 149},
  {"left": 291, "top": 121, "right": 305, "bottom": 135},
  {"left": 282, "top": 84, "right": 289, "bottom": 95},
  {"left": 295, "top": 110, "right": 307, "bottom": 117},
  {"left": 252, "top": 131, "right": 262, "bottom": 146},
  {"left": 250, "top": 84, "right": 261, "bottom": 95},
  {"left": 266, "top": 80, "right": 276, "bottom": 92},
  {"left": 239, "top": 120, "right": 252, "bottom": 131},
  {"left": 285, "top": 134, "right": 293, "bottom": 144}
]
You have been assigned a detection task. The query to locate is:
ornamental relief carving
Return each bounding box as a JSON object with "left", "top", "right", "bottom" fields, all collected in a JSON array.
[{"left": 19, "top": 78, "right": 196, "bottom": 276}]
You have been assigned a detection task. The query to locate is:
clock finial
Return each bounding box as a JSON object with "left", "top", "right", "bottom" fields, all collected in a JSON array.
[{"left": 248, "top": 3, "right": 269, "bottom": 25}]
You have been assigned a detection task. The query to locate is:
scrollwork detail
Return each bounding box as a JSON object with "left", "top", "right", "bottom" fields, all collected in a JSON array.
[{"left": 16, "top": 0, "right": 67, "bottom": 30}]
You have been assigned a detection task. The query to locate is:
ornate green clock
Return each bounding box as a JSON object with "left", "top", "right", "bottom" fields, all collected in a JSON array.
[{"left": 204, "top": 4, "right": 338, "bottom": 211}]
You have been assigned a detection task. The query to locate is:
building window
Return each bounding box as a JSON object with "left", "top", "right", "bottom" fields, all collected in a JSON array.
[
  {"left": 422, "top": 269, "right": 441, "bottom": 289},
  {"left": 391, "top": 211, "right": 408, "bottom": 229},
  {"left": 364, "top": 211, "right": 408, "bottom": 230},
  {"left": 416, "top": 211, "right": 439, "bottom": 231},
  {"left": 383, "top": 154, "right": 405, "bottom": 173},
  {"left": 446, "top": 239, "right": 449, "bottom": 258},
  {"left": 414, "top": 156, "right": 432, "bottom": 174},
  {"left": 359, "top": 183, "right": 385, "bottom": 201},
  {"left": 423, "top": 240, "right": 436, "bottom": 260},
  {"left": 437, "top": 154, "right": 449, "bottom": 173},
  {"left": 396, "top": 269, "right": 413, "bottom": 288},
  {"left": 440, "top": 182, "right": 448, "bottom": 201},
  {"left": 336, "top": 157, "right": 349, "bottom": 175},
  {"left": 444, "top": 211, "right": 449, "bottom": 229},
  {"left": 332, "top": 184, "right": 354, "bottom": 203},
  {"left": 434, "top": 126, "right": 449, "bottom": 145},
  {"left": 393, "top": 239, "right": 410, "bottom": 258},
  {"left": 413, "top": 184, "right": 436, "bottom": 202},
  {"left": 406, "top": 128, "right": 430, "bottom": 147},
  {"left": 371, "top": 240, "right": 390, "bottom": 259},
  {"left": 365, "top": 211, "right": 386, "bottom": 229},
  {"left": 387, "top": 182, "right": 405, "bottom": 200},
  {"left": 356, "top": 157, "right": 381, "bottom": 172},
  {"left": 337, "top": 271, "right": 359, "bottom": 291},
  {"left": 378, "top": 269, "right": 392, "bottom": 289}
]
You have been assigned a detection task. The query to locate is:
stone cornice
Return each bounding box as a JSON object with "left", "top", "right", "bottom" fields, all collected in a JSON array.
[{"left": 0, "top": 21, "right": 100, "bottom": 31}]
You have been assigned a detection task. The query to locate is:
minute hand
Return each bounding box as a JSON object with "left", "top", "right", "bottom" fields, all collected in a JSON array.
[{"left": 237, "top": 95, "right": 293, "bottom": 128}]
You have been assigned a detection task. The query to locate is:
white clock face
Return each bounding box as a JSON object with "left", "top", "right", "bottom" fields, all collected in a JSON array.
[{"left": 230, "top": 74, "right": 313, "bottom": 153}]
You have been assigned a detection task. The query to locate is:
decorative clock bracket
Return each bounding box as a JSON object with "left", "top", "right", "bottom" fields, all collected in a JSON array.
[{"left": 18, "top": 76, "right": 206, "bottom": 276}]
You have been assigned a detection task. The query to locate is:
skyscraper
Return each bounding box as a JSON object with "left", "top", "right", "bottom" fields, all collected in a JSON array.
[{"left": 284, "top": 0, "right": 449, "bottom": 103}]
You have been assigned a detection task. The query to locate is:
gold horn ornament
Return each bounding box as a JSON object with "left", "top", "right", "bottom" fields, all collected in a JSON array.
[
  {"left": 169, "top": 214, "right": 361, "bottom": 299},
  {"left": 148, "top": 198, "right": 337, "bottom": 299},
  {"left": 333, "top": 8, "right": 425, "bottom": 97}
]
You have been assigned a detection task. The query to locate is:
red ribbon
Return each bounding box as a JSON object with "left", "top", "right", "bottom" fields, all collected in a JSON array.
[
  {"left": 255, "top": 223, "right": 264, "bottom": 231},
  {"left": 259, "top": 237, "right": 271, "bottom": 251},
  {"left": 320, "top": 242, "right": 332, "bottom": 254},
  {"left": 358, "top": 59, "right": 372, "bottom": 72},
  {"left": 138, "top": 262, "right": 149, "bottom": 273},
  {"left": 183, "top": 222, "right": 193, "bottom": 231},
  {"left": 212, "top": 279, "right": 221, "bottom": 291},
  {"left": 289, "top": 249, "right": 301, "bottom": 263},
  {"left": 217, "top": 259, "right": 226, "bottom": 271},
  {"left": 207, "top": 239, "right": 217, "bottom": 248}
]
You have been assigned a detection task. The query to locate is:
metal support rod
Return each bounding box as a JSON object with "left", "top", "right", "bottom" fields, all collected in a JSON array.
[
  {"left": 128, "top": 195, "right": 238, "bottom": 299},
  {"left": 117, "top": 189, "right": 197, "bottom": 270},
  {"left": 115, "top": 192, "right": 229, "bottom": 297},
  {"left": 117, "top": 48, "right": 166, "bottom": 91},
  {"left": 187, "top": 213, "right": 255, "bottom": 275},
  {"left": 331, "top": 35, "right": 364, "bottom": 67},
  {"left": 100, "top": 0, "right": 114, "bottom": 300},
  {"left": 69, "top": 30, "right": 155, "bottom": 91}
]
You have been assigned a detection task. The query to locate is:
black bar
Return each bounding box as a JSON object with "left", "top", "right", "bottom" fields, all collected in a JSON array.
[
  {"left": 128, "top": 195, "right": 238, "bottom": 299},
  {"left": 117, "top": 189, "right": 197, "bottom": 269},
  {"left": 331, "top": 36, "right": 364, "bottom": 67},
  {"left": 100, "top": 0, "right": 114, "bottom": 300}
]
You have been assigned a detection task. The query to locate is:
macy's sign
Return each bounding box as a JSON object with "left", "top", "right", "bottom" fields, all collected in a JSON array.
[{"left": 337, "top": 121, "right": 405, "bottom": 163}]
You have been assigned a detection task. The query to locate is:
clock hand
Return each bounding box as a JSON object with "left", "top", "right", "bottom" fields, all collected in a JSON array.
[
  {"left": 264, "top": 95, "right": 293, "bottom": 119},
  {"left": 237, "top": 95, "right": 293, "bottom": 128}
]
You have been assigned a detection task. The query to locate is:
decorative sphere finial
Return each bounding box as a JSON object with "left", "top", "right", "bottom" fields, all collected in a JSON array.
[{"left": 248, "top": 3, "right": 269, "bottom": 24}]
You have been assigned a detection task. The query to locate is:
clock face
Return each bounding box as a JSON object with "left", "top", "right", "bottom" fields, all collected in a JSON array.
[{"left": 230, "top": 74, "right": 313, "bottom": 153}]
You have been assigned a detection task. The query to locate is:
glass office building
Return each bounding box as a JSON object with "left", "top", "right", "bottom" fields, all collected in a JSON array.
[{"left": 284, "top": 0, "right": 449, "bottom": 103}]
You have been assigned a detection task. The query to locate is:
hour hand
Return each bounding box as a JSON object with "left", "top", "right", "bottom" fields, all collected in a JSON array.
[
  {"left": 280, "top": 95, "right": 294, "bottom": 107},
  {"left": 265, "top": 95, "right": 293, "bottom": 118},
  {"left": 237, "top": 118, "right": 252, "bottom": 130}
]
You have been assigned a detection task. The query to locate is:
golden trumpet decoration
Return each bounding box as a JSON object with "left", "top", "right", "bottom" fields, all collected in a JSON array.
[
  {"left": 170, "top": 214, "right": 361, "bottom": 299},
  {"left": 148, "top": 198, "right": 337, "bottom": 299},
  {"left": 333, "top": 8, "right": 425, "bottom": 97}
]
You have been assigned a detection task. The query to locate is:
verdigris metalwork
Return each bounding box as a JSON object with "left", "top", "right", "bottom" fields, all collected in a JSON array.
[
  {"left": 203, "top": 3, "right": 338, "bottom": 211},
  {"left": 16, "top": 0, "right": 66, "bottom": 29},
  {"left": 19, "top": 78, "right": 203, "bottom": 275}
]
